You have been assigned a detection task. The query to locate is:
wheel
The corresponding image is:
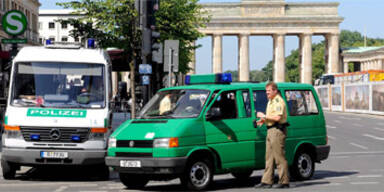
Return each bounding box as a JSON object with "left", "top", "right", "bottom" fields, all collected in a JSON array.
[
  {"left": 119, "top": 173, "right": 149, "bottom": 189},
  {"left": 231, "top": 170, "right": 253, "bottom": 181},
  {"left": 1, "top": 159, "right": 16, "bottom": 180},
  {"left": 180, "top": 158, "right": 213, "bottom": 191},
  {"left": 290, "top": 150, "right": 315, "bottom": 180}
]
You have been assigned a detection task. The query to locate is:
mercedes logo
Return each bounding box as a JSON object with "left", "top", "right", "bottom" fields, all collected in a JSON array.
[
  {"left": 50, "top": 128, "right": 61, "bottom": 141},
  {"left": 129, "top": 140, "right": 135, "bottom": 147}
]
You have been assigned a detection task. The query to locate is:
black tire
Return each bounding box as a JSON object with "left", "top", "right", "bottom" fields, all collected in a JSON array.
[
  {"left": 1, "top": 159, "right": 16, "bottom": 180},
  {"left": 119, "top": 173, "right": 149, "bottom": 189},
  {"left": 231, "top": 170, "right": 253, "bottom": 181},
  {"left": 180, "top": 158, "right": 214, "bottom": 191},
  {"left": 290, "top": 150, "right": 315, "bottom": 180},
  {"left": 97, "top": 164, "right": 110, "bottom": 181}
]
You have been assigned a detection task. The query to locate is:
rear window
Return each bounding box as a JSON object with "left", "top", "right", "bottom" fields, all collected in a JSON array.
[{"left": 285, "top": 90, "right": 319, "bottom": 116}]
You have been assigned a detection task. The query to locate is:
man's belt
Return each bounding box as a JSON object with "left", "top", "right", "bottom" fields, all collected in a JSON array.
[{"left": 267, "top": 122, "right": 290, "bottom": 130}]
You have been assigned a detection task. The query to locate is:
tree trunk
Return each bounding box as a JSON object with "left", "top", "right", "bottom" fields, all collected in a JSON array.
[{"left": 130, "top": 61, "right": 136, "bottom": 119}]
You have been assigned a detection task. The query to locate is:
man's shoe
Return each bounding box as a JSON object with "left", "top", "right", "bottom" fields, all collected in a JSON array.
[
  {"left": 272, "top": 184, "right": 290, "bottom": 189},
  {"left": 254, "top": 183, "right": 272, "bottom": 188}
]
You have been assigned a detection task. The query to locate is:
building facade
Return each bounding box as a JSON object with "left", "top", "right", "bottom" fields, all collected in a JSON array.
[
  {"left": 39, "top": 9, "right": 82, "bottom": 44},
  {"left": 0, "top": 0, "right": 40, "bottom": 49},
  {"left": 342, "top": 47, "right": 384, "bottom": 72}
]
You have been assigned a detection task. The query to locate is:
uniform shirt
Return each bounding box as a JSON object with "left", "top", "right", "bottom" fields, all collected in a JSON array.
[
  {"left": 266, "top": 94, "right": 287, "bottom": 126},
  {"left": 159, "top": 95, "right": 171, "bottom": 115}
]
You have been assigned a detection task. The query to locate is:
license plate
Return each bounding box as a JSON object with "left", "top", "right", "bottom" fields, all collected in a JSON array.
[
  {"left": 120, "top": 160, "right": 141, "bottom": 168},
  {"left": 40, "top": 151, "right": 68, "bottom": 159}
]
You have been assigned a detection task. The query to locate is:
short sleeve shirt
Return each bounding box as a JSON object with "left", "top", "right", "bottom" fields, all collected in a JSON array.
[
  {"left": 159, "top": 96, "right": 171, "bottom": 115},
  {"left": 266, "top": 94, "right": 287, "bottom": 126}
]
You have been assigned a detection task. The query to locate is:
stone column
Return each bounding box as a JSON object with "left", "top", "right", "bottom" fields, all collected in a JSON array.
[
  {"left": 112, "top": 72, "right": 118, "bottom": 97},
  {"left": 326, "top": 33, "right": 340, "bottom": 74},
  {"left": 300, "top": 33, "right": 312, "bottom": 84},
  {"left": 212, "top": 33, "right": 223, "bottom": 73},
  {"left": 187, "top": 41, "right": 196, "bottom": 74},
  {"left": 379, "top": 59, "right": 384, "bottom": 70},
  {"left": 344, "top": 62, "right": 349, "bottom": 73},
  {"left": 238, "top": 33, "right": 250, "bottom": 81},
  {"left": 273, "top": 34, "right": 285, "bottom": 82}
]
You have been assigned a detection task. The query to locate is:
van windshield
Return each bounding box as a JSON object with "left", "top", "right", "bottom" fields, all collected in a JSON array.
[
  {"left": 11, "top": 62, "right": 105, "bottom": 108},
  {"left": 138, "top": 89, "right": 210, "bottom": 119}
]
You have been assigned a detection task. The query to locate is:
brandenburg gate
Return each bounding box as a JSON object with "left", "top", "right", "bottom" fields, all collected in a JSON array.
[{"left": 190, "top": 0, "right": 343, "bottom": 84}]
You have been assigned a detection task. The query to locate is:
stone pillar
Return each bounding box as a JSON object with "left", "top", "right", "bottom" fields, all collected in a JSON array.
[
  {"left": 212, "top": 34, "right": 223, "bottom": 73},
  {"left": 326, "top": 33, "right": 340, "bottom": 74},
  {"left": 112, "top": 72, "right": 118, "bottom": 97},
  {"left": 300, "top": 33, "right": 312, "bottom": 84},
  {"left": 187, "top": 41, "right": 196, "bottom": 74},
  {"left": 379, "top": 59, "right": 383, "bottom": 70},
  {"left": 344, "top": 62, "right": 349, "bottom": 73},
  {"left": 273, "top": 34, "right": 285, "bottom": 82},
  {"left": 238, "top": 33, "right": 250, "bottom": 81}
]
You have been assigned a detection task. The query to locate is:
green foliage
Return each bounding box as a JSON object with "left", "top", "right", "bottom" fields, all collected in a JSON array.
[
  {"left": 155, "top": 0, "right": 210, "bottom": 74},
  {"left": 262, "top": 30, "right": 384, "bottom": 83}
]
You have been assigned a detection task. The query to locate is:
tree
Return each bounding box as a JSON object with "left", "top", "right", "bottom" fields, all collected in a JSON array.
[
  {"left": 58, "top": 0, "right": 142, "bottom": 118},
  {"left": 155, "top": 0, "right": 210, "bottom": 74}
]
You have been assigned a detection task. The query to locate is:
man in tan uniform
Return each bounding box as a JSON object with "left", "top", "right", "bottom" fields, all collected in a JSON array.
[{"left": 255, "top": 82, "right": 290, "bottom": 189}]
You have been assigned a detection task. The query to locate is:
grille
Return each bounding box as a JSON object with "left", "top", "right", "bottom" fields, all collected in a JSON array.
[
  {"left": 117, "top": 140, "right": 153, "bottom": 148},
  {"left": 20, "top": 127, "right": 90, "bottom": 143},
  {"left": 115, "top": 152, "right": 153, "bottom": 157}
]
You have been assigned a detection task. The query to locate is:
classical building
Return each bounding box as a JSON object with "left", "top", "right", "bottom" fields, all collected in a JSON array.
[
  {"left": 39, "top": 9, "right": 83, "bottom": 44},
  {"left": 0, "top": 0, "right": 40, "bottom": 48},
  {"left": 190, "top": 0, "right": 344, "bottom": 83},
  {"left": 342, "top": 46, "right": 384, "bottom": 72}
]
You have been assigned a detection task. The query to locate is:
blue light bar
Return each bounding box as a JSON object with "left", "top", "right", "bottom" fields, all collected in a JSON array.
[
  {"left": 185, "top": 75, "right": 191, "bottom": 85},
  {"left": 45, "top": 39, "right": 51, "bottom": 45},
  {"left": 87, "top": 38, "right": 95, "bottom": 48},
  {"left": 30, "top": 134, "right": 40, "bottom": 141},
  {"left": 71, "top": 135, "right": 81, "bottom": 142},
  {"left": 217, "top": 73, "right": 232, "bottom": 84}
]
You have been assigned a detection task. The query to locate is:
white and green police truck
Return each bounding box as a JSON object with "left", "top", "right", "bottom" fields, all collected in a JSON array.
[{"left": 1, "top": 41, "right": 113, "bottom": 179}]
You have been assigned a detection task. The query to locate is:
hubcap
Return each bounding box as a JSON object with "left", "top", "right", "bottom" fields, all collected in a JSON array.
[
  {"left": 190, "top": 162, "right": 210, "bottom": 188},
  {"left": 298, "top": 153, "right": 312, "bottom": 178}
]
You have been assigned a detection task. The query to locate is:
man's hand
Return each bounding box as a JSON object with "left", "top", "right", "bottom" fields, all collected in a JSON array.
[
  {"left": 256, "top": 119, "right": 265, "bottom": 126},
  {"left": 257, "top": 112, "right": 266, "bottom": 118}
]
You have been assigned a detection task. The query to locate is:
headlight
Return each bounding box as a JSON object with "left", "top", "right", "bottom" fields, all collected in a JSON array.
[
  {"left": 89, "top": 128, "right": 108, "bottom": 140},
  {"left": 3, "top": 125, "right": 23, "bottom": 139},
  {"left": 153, "top": 137, "right": 179, "bottom": 148},
  {"left": 108, "top": 137, "right": 116, "bottom": 148}
]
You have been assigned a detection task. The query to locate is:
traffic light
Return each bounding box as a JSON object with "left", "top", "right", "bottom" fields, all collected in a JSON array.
[{"left": 151, "top": 31, "right": 163, "bottom": 63}]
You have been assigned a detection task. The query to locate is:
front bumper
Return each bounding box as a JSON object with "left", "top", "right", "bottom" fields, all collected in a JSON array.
[
  {"left": 316, "top": 145, "right": 330, "bottom": 162},
  {"left": 105, "top": 156, "right": 187, "bottom": 174},
  {"left": 2, "top": 147, "right": 106, "bottom": 166}
]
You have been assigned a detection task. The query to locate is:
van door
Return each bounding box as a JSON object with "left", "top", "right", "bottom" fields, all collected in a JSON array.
[
  {"left": 252, "top": 89, "right": 269, "bottom": 168},
  {"left": 204, "top": 89, "right": 255, "bottom": 169}
]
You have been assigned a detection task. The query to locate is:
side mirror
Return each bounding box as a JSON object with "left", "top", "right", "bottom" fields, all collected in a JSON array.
[{"left": 206, "top": 107, "right": 221, "bottom": 121}]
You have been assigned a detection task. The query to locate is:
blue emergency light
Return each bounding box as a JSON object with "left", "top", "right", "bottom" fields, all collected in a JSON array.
[
  {"left": 45, "top": 39, "right": 52, "bottom": 45},
  {"left": 185, "top": 73, "right": 232, "bottom": 85},
  {"left": 30, "top": 134, "right": 40, "bottom": 141},
  {"left": 71, "top": 135, "right": 81, "bottom": 142},
  {"left": 87, "top": 38, "right": 95, "bottom": 48}
]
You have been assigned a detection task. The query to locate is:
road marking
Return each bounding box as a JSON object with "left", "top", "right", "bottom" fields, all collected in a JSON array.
[
  {"left": 363, "top": 134, "right": 384, "bottom": 141},
  {"left": 328, "top": 135, "right": 336, "bottom": 140},
  {"left": 350, "top": 142, "right": 368, "bottom": 150},
  {"left": 340, "top": 116, "right": 361, "bottom": 120},
  {"left": 332, "top": 151, "right": 384, "bottom": 155},
  {"left": 327, "top": 176, "right": 350, "bottom": 180},
  {"left": 350, "top": 182, "right": 379, "bottom": 185},
  {"left": 327, "top": 125, "right": 337, "bottom": 129},
  {"left": 331, "top": 156, "right": 350, "bottom": 159},
  {"left": 54, "top": 186, "right": 68, "bottom": 192},
  {"left": 323, "top": 183, "right": 342, "bottom": 186},
  {"left": 333, "top": 120, "right": 342, "bottom": 123},
  {"left": 357, "top": 174, "right": 382, "bottom": 178},
  {"left": 374, "top": 127, "right": 384, "bottom": 131}
]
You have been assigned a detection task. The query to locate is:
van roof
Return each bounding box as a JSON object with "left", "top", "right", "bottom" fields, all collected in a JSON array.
[
  {"left": 162, "top": 82, "right": 314, "bottom": 92},
  {"left": 13, "top": 46, "right": 110, "bottom": 65}
]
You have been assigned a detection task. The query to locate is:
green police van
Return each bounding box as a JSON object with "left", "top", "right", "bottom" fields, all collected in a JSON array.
[{"left": 105, "top": 73, "right": 330, "bottom": 190}]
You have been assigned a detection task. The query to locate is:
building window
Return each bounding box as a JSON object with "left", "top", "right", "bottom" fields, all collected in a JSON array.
[
  {"left": 61, "top": 21, "right": 68, "bottom": 29},
  {"left": 49, "top": 22, "right": 55, "bottom": 29},
  {"left": 74, "top": 37, "right": 79, "bottom": 42},
  {"left": 61, "top": 37, "right": 68, "bottom": 42},
  {"left": 38, "top": 22, "right": 42, "bottom": 30},
  {"left": 49, "top": 37, "right": 55, "bottom": 42},
  {"left": 39, "top": 38, "right": 43, "bottom": 44}
]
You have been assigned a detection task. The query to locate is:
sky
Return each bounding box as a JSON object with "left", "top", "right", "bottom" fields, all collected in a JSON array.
[{"left": 39, "top": 0, "right": 384, "bottom": 74}]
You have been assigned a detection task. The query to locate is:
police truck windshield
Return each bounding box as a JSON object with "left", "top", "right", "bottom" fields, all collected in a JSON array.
[
  {"left": 11, "top": 62, "right": 105, "bottom": 108},
  {"left": 138, "top": 89, "right": 210, "bottom": 119}
]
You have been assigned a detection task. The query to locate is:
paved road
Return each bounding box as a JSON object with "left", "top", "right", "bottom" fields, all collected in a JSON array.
[{"left": 1, "top": 111, "right": 384, "bottom": 192}]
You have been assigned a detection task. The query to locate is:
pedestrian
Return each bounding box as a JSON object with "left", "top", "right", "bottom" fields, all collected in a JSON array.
[{"left": 254, "top": 82, "right": 290, "bottom": 189}]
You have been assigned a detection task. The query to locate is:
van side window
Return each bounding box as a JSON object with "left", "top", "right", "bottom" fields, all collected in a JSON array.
[
  {"left": 285, "top": 90, "right": 319, "bottom": 116},
  {"left": 242, "top": 91, "right": 252, "bottom": 117},
  {"left": 253, "top": 90, "right": 268, "bottom": 113},
  {"left": 209, "top": 91, "right": 237, "bottom": 119}
]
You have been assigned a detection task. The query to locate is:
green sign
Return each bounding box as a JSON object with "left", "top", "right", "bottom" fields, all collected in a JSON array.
[
  {"left": 27, "top": 108, "right": 87, "bottom": 118},
  {"left": 1, "top": 38, "right": 27, "bottom": 44},
  {"left": 2, "top": 10, "right": 28, "bottom": 36}
]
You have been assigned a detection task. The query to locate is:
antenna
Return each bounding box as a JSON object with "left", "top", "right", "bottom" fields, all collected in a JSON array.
[{"left": 364, "top": 26, "right": 367, "bottom": 47}]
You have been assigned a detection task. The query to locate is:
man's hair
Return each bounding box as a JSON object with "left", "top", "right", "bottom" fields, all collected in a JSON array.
[{"left": 266, "top": 82, "right": 278, "bottom": 91}]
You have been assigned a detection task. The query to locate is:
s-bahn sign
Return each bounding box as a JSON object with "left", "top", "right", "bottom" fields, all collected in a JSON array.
[{"left": 2, "top": 10, "right": 28, "bottom": 36}]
